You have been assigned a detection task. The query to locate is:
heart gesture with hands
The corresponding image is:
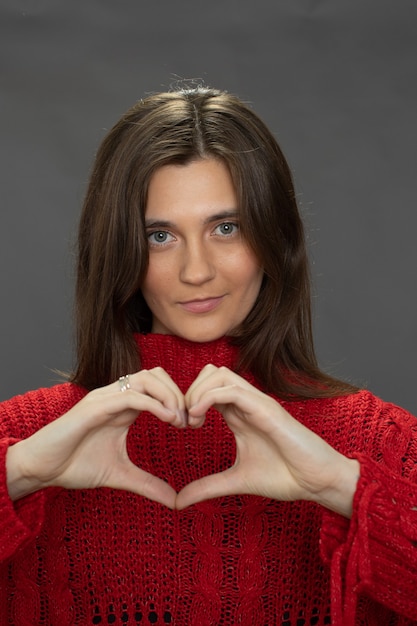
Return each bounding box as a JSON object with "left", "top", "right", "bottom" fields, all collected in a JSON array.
[{"left": 7, "top": 365, "right": 359, "bottom": 518}]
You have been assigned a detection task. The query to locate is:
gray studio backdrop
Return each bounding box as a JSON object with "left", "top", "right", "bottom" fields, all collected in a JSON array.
[{"left": 1, "top": 0, "right": 416, "bottom": 414}]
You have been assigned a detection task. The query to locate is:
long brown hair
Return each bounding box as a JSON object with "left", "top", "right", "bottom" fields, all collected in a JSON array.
[{"left": 71, "top": 87, "right": 357, "bottom": 398}]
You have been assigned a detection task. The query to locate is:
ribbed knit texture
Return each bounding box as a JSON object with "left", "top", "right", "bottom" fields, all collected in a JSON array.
[{"left": 0, "top": 333, "right": 416, "bottom": 625}]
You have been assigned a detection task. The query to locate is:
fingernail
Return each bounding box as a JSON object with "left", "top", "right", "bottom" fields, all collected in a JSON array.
[{"left": 177, "top": 409, "right": 188, "bottom": 428}]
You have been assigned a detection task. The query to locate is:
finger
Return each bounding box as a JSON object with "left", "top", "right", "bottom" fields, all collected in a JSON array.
[
  {"left": 94, "top": 369, "right": 186, "bottom": 428},
  {"left": 115, "top": 390, "right": 182, "bottom": 426},
  {"left": 190, "top": 379, "right": 286, "bottom": 433},
  {"left": 66, "top": 389, "right": 179, "bottom": 432},
  {"left": 185, "top": 364, "right": 246, "bottom": 402},
  {"left": 184, "top": 363, "right": 219, "bottom": 399},
  {"left": 138, "top": 367, "right": 185, "bottom": 405},
  {"left": 108, "top": 462, "right": 177, "bottom": 509},
  {"left": 186, "top": 383, "right": 258, "bottom": 431},
  {"left": 186, "top": 366, "right": 253, "bottom": 410},
  {"left": 175, "top": 467, "right": 243, "bottom": 510},
  {"left": 140, "top": 473, "right": 177, "bottom": 509},
  {"left": 128, "top": 368, "right": 187, "bottom": 427},
  {"left": 182, "top": 364, "right": 216, "bottom": 427},
  {"left": 185, "top": 365, "right": 249, "bottom": 428}
]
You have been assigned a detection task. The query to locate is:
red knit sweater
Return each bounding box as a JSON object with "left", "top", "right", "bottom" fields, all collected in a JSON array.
[{"left": 0, "top": 334, "right": 417, "bottom": 625}]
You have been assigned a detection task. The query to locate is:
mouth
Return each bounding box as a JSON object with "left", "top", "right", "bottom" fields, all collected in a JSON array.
[{"left": 178, "top": 296, "right": 225, "bottom": 314}]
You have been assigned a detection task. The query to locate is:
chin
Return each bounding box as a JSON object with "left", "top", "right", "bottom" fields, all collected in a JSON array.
[
  {"left": 180, "top": 334, "right": 224, "bottom": 343},
  {"left": 175, "top": 327, "right": 227, "bottom": 343}
]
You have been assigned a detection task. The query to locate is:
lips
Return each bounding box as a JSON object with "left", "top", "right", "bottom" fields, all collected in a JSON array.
[{"left": 179, "top": 296, "right": 225, "bottom": 314}]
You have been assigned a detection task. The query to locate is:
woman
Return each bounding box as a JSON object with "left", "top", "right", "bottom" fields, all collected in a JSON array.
[{"left": 2, "top": 87, "right": 417, "bottom": 625}]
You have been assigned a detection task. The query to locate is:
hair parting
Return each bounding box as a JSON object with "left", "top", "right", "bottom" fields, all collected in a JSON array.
[{"left": 71, "top": 87, "right": 358, "bottom": 399}]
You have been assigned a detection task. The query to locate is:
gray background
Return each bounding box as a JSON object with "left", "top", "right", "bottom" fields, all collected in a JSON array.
[{"left": 1, "top": 0, "right": 416, "bottom": 414}]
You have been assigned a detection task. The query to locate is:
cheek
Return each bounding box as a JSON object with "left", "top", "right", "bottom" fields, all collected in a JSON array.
[
  {"left": 247, "top": 270, "right": 264, "bottom": 304},
  {"left": 233, "top": 251, "right": 263, "bottom": 292},
  {"left": 143, "top": 258, "right": 171, "bottom": 294}
]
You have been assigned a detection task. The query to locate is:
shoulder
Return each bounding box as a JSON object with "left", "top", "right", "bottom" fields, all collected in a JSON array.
[
  {"left": 284, "top": 389, "right": 415, "bottom": 424},
  {"left": 282, "top": 390, "right": 417, "bottom": 459},
  {"left": 0, "top": 383, "right": 88, "bottom": 438},
  {"left": 337, "top": 389, "right": 417, "bottom": 430}
]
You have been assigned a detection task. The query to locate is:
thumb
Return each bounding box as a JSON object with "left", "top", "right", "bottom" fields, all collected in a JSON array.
[
  {"left": 108, "top": 464, "right": 177, "bottom": 510},
  {"left": 175, "top": 467, "right": 242, "bottom": 510}
]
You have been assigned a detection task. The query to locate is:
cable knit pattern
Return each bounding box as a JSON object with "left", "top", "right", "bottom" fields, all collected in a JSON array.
[{"left": 0, "top": 334, "right": 416, "bottom": 625}]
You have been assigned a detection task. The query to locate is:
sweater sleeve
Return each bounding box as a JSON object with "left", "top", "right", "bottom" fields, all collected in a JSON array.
[
  {"left": 0, "top": 384, "right": 86, "bottom": 562},
  {"left": 320, "top": 410, "right": 417, "bottom": 624},
  {"left": 0, "top": 437, "right": 47, "bottom": 560}
]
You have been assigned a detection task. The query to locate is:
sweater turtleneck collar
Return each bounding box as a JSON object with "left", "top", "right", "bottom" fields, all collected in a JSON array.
[{"left": 133, "top": 333, "right": 240, "bottom": 393}]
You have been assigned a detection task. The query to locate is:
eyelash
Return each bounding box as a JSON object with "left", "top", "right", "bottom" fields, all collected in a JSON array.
[
  {"left": 213, "top": 222, "right": 239, "bottom": 237},
  {"left": 147, "top": 221, "right": 240, "bottom": 247},
  {"left": 147, "top": 231, "right": 175, "bottom": 246}
]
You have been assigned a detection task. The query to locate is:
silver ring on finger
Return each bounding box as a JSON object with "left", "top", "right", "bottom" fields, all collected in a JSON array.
[{"left": 118, "top": 374, "right": 131, "bottom": 392}]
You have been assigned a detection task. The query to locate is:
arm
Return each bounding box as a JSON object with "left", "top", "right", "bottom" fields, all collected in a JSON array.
[
  {"left": 0, "top": 369, "right": 187, "bottom": 561},
  {"left": 0, "top": 437, "right": 47, "bottom": 561},
  {"left": 5, "top": 368, "right": 186, "bottom": 504},
  {"left": 175, "top": 366, "right": 417, "bottom": 623},
  {"left": 321, "top": 438, "right": 417, "bottom": 622}
]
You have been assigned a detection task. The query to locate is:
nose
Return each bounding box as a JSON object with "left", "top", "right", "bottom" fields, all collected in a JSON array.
[{"left": 179, "top": 240, "right": 216, "bottom": 285}]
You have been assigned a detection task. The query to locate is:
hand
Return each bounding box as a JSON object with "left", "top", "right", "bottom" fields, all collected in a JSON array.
[
  {"left": 6, "top": 368, "right": 186, "bottom": 509},
  {"left": 176, "top": 365, "right": 360, "bottom": 517}
]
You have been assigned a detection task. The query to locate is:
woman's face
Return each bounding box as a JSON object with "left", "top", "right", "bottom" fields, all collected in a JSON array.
[{"left": 141, "top": 158, "right": 263, "bottom": 342}]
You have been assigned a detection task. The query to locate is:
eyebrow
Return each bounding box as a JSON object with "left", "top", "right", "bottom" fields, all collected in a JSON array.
[{"left": 145, "top": 209, "right": 239, "bottom": 229}]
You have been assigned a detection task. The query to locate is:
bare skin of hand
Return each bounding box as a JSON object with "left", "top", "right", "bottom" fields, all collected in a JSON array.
[
  {"left": 6, "top": 368, "right": 186, "bottom": 509},
  {"left": 176, "top": 365, "right": 360, "bottom": 517},
  {"left": 6, "top": 365, "right": 359, "bottom": 518}
]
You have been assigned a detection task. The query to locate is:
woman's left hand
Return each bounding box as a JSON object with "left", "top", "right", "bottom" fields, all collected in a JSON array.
[{"left": 176, "top": 365, "right": 359, "bottom": 517}]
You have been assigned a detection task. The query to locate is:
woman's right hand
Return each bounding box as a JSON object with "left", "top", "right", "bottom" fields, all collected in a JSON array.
[{"left": 6, "top": 368, "right": 186, "bottom": 509}]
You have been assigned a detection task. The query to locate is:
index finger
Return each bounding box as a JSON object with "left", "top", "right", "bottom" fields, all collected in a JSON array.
[{"left": 185, "top": 365, "right": 253, "bottom": 411}]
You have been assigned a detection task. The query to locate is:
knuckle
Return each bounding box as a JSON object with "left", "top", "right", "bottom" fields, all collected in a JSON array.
[{"left": 87, "top": 388, "right": 101, "bottom": 400}]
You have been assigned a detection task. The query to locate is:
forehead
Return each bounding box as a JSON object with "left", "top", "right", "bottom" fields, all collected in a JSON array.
[{"left": 145, "top": 159, "right": 237, "bottom": 218}]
